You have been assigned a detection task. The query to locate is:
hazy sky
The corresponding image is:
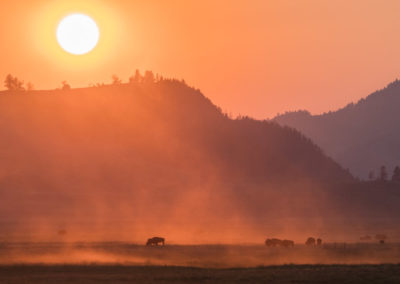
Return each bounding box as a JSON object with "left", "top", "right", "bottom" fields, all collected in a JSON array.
[{"left": 1, "top": 0, "right": 400, "bottom": 118}]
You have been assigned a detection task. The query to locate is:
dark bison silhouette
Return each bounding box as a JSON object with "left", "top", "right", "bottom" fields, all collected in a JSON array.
[
  {"left": 265, "top": 238, "right": 281, "bottom": 247},
  {"left": 317, "top": 238, "right": 322, "bottom": 246},
  {"left": 146, "top": 237, "right": 165, "bottom": 246},
  {"left": 282, "top": 240, "right": 295, "bottom": 247},
  {"left": 305, "top": 237, "right": 316, "bottom": 246},
  {"left": 265, "top": 238, "right": 294, "bottom": 247},
  {"left": 375, "top": 234, "right": 387, "bottom": 244}
]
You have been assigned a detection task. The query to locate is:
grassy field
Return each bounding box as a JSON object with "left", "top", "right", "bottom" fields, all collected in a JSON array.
[
  {"left": 1, "top": 264, "right": 400, "bottom": 283},
  {"left": 0, "top": 243, "right": 400, "bottom": 283},
  {"left": 1, "top": 243, "right": 400, "bottom": 267}
]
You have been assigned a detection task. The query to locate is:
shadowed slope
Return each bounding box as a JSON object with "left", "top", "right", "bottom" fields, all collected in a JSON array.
[
  {"left": 0, "top": 80, "right": 356, "bottom": 242},
  {"left": 275, "top": 79, "right": 400, "bottom": 179}
]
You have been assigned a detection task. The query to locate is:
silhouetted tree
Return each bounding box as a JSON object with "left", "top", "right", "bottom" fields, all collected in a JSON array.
[
  {"left": 392, "top": 166, "right": 400, "bottom": 182},
  {"left": 61, "top": 81, "right": 71, "bottom": 91},
  {"left": 143, "top": 71, "right": 155, "bottom": 84},
  {"left": 379, "top": 166, "right": 388, "bottom": 181},
  {"left": 112, "top": 75, "right": 122, "bottom": 85},
  {"left": 26, "top": 82, "right": 34, "bottom": 91},
  {"left": 155, "top": 73, "right": 163, "bottom": 82},
  {"left": 4, "top": 74, "right": 13, "bottom": 90},
  {"left": 4, "top": 74, "right": 25, "bottom": 91},
  {"left": 129, "top": 69, "right": 142, "bottom": 84}
]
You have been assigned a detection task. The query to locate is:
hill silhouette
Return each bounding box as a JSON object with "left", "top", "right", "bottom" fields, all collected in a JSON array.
[
  {"left": 275, "top": 79, "right": 400, "bottom": 179},
  {"left": 0, "top": 79, "right": 399, "bottom": 243}
]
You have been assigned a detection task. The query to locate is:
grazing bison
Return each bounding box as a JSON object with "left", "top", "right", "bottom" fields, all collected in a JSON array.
[
  {"left": 265, "top": 238, "right": 282, "bottom": 247},
  {"left": 305, "top": 237, "right": 316, "bottom": 246},
  {"left": 281, "top": 240, "right": 295, "bottom": 247},
  {"left": 146, "top": 237, "right": 165, "bottom": 246},
  {"left": 317, "top": 238, "right": 322, "bottom": 246},
  {"left": 375, "top": 234, "right": 387, "bottom": 244}
]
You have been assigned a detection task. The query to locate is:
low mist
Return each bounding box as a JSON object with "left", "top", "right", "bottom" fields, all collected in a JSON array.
[
  {"left": 0, "top": 82, "right": 399, "bottom": 248},
  {"left": 2, "top": 243, "right": 400, "bottom": 267}
]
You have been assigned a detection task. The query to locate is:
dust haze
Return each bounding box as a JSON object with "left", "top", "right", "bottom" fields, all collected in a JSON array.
[
  {"left": 1, "top": 243, "right": 400, "bottom": 267},
  {"left": 0, "top": 81, "right": 399, "bottom": 266}
]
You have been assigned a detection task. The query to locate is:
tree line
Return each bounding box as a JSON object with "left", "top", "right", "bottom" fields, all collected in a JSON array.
[
  {"left": 3, "top": 70, "right": 183, "bottom": 92},
  {"left": 3, "top": 74, "right": 67, "bottom": 91},
  {"left": 3, "top": 74, "right": 34, "bottom": 91},
  {"left": 368, "top": 166, "right": 400, "bottom": 183}
]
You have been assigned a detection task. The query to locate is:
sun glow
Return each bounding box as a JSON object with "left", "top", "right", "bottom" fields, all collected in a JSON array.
[
  {"left": 32, "top": 0, "right": 124, "bottom": 71},
  {"left": 56, "top": 14, "right": 100, "bottom": 55}
]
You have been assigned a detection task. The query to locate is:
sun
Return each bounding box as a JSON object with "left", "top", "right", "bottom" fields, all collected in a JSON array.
[{"left": 56, "top": 14, "right": 100, "bottom": 55}]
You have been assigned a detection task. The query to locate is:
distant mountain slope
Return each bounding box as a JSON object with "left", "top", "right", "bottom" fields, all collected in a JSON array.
[
  {"left": 275, "top": 79, "right": 400, "bottom": 179},
  {"left": 0, "top": 79, "right": 364, "bottom": 242}
]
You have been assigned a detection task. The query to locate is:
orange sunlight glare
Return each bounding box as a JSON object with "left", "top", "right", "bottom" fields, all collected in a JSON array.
[
  {"left": 56, "top": 14, "right": 100, "bottom": 55},
  {"left": 32, "top": 0, "right": 123, "bottom": 71}
]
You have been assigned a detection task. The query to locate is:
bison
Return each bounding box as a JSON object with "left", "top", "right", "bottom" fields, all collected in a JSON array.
[
  {"left": 305, "top": 237, "right": 316, "bottom": 246},
  {"left": 317, "top": 238, "right": 322, "bottom": 246},
  {"left": 146, "top": 237, "right": 165, "bottom": 246},
  {"left": 281, "top": 240, "right": 295, "bottom": 247},
  {"left": 265, "top": 238, "right": 282, "bottom": 247},
  {"left": 375, "top": 234, "right": 387, "bottom": 244}
]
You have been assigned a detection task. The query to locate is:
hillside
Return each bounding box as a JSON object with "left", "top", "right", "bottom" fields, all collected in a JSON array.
[
  {"left": 275, "top": 80, "right": 400, "bottom": 179},
  {"left": 1, "top": 79, "right": 395, "bottom": 243}
]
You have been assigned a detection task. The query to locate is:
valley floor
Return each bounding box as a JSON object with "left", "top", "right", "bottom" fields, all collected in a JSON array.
[
  {"left": 1, "top": 243, "right": 400, "bottom": 283},
  {"left": 1, "top": 264, "right": 400, "bottom": 284}
]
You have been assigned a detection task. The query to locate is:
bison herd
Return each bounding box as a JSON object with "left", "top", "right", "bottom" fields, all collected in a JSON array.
[
  {"left": 264, "top": 234, "right": 387, "bottom": 248},
  {"left": 265, "top": 237, "right": 323, "bottom": 248},
  {"left": 360, "top": 234, "right": 387, "bottom": 244},
  {"left": 144, "top": 234, "right": 387, "bottom": 247},
  {"left": 305, "top": 237, "right": 322, "bottom": 246}
]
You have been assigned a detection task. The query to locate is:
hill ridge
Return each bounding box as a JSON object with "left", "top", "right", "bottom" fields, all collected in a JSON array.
[{"left": 275, "top": 79, "right": 400, "bottom": 178}]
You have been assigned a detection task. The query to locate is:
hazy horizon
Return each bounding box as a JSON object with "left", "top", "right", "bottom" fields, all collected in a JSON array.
[
  {"left": 1, "top": 1, "right": 400, "bottom": 279},
  {"left": 2, "top": 0, "right": 400, "bottom": 118}
]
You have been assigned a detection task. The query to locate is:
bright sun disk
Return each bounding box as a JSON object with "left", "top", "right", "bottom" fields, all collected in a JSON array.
[{"left": 56, "top": 14, "right": 100, "bottom": 55}]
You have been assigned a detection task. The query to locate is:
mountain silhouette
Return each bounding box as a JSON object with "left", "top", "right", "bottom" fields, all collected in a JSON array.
[
  {"left": 275, "top": 79, "right": 400, "bottom": 179},
  {"left": 1, "top": 79, "right": 398, "bottom": 243},
  {"left": 0, "top": 79, "right": 353, "bottom": 183}
]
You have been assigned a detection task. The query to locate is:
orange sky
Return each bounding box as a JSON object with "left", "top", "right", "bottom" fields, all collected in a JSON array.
[{"left": 1, "top": 0, "right": 400, "bottom": 118}]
